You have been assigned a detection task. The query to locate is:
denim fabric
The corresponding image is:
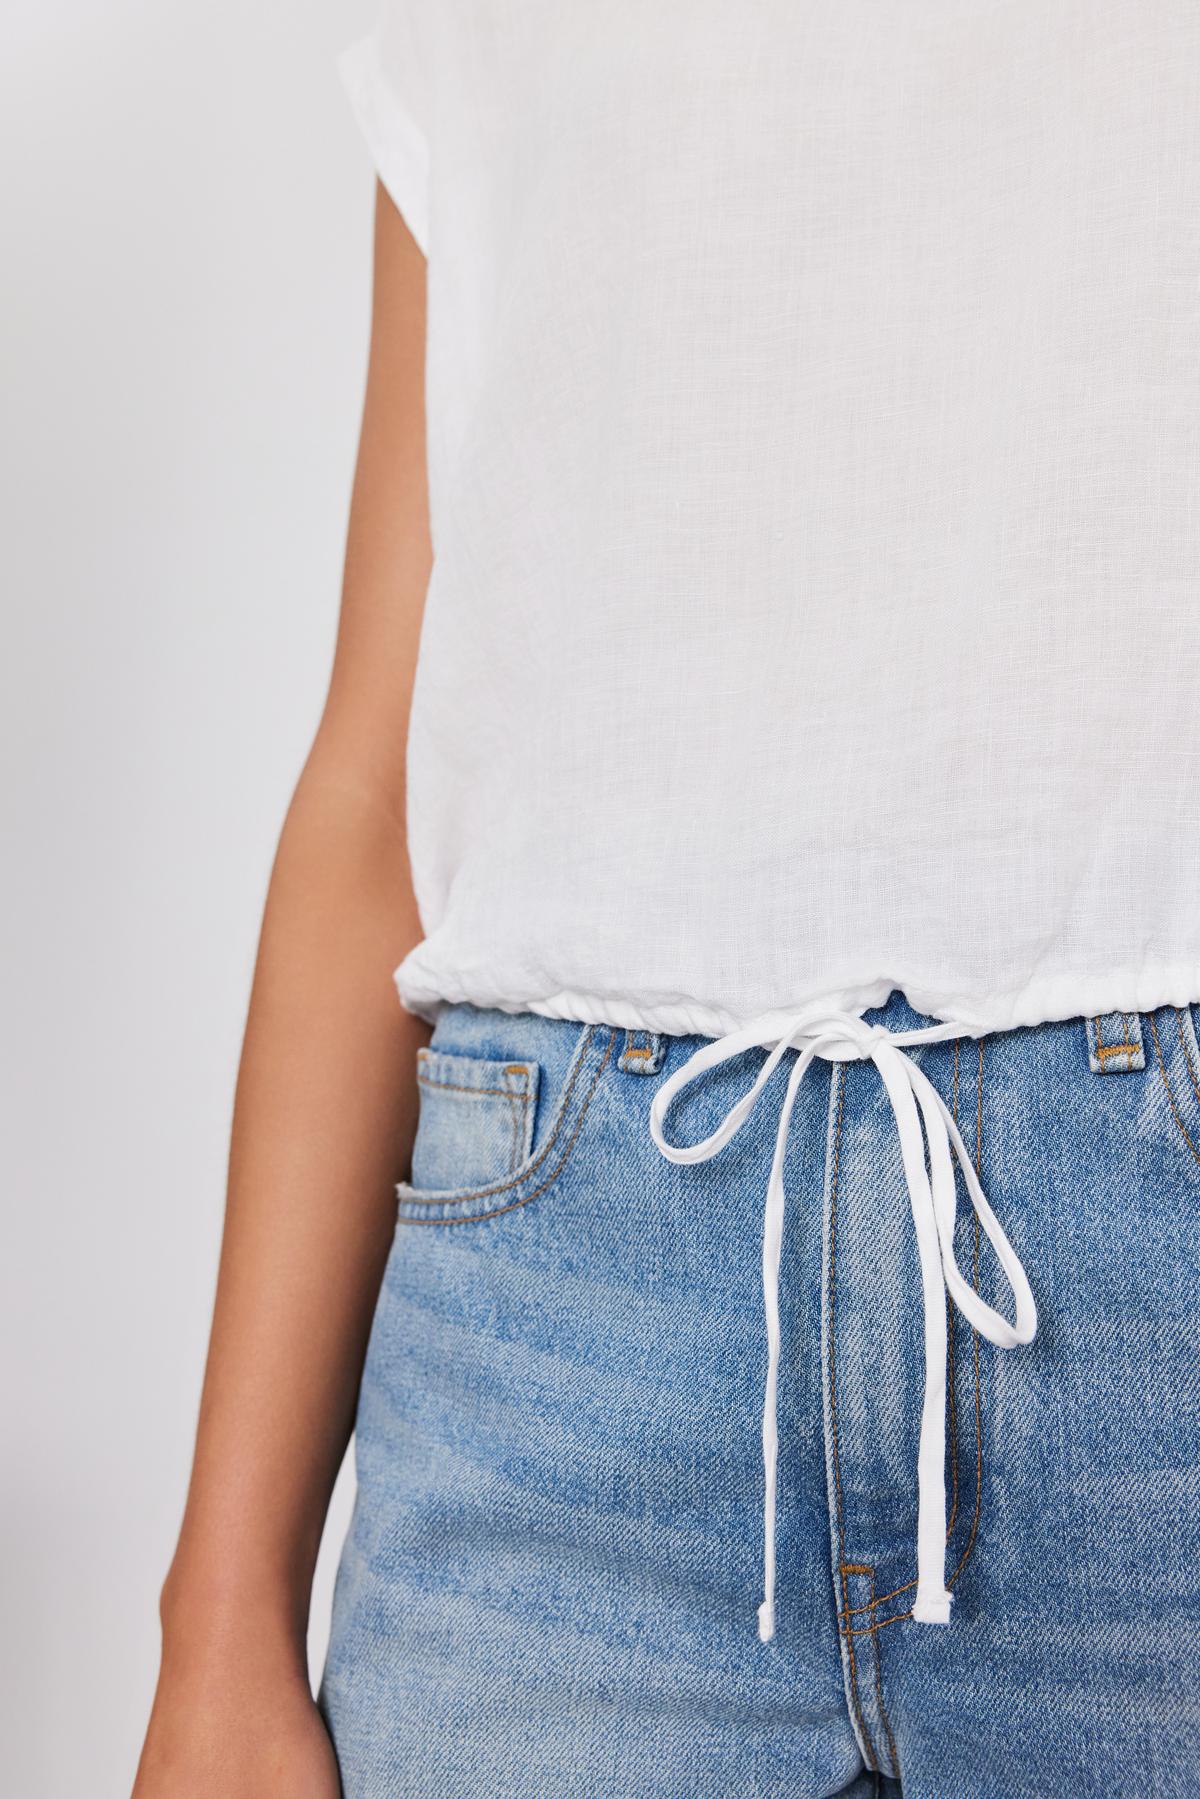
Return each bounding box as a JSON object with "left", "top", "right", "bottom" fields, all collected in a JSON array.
[
  {"left": 320, "top": 992, "right": 1200, "bottom": 1797},
  {"left": 409, "top": 1045, "right": 541, "bottom": 1192}
]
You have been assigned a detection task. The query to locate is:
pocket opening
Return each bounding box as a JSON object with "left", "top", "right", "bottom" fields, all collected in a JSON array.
[{"left": 397, "top": 1020, "right": 614, "bottom": 1223}]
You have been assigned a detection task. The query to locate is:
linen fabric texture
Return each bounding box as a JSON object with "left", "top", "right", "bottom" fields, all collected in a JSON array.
[{"left": 339, "top": 2, "right": 1200, "bottom": 1041}]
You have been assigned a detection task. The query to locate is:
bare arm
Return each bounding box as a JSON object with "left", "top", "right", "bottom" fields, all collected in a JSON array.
[{"left": 135, "top": 185, "right": 430, "bottom": 1796}]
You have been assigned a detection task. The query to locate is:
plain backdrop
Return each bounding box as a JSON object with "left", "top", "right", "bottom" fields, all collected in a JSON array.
[{"left": 2, "top": 3, "right": 384, "bottom": 1791}]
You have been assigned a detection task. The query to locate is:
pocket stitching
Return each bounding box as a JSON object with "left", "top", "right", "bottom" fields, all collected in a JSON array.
[
  {"left": 397, "top": 1023, "right": 614, "bottom": 1219},
  {"left": 416, "top": 1075, "right": 531, "bottom": 1099},
  {"left": 416, "top": 1060, "right": 535, "bottom": 1174},
  {"left": 415, "top": 1048, "right": 535, "bottom": 1103}
]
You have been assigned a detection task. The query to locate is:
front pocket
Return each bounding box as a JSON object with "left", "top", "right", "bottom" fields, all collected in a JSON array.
[
  {"left": 411, "top": 1047, "right": 540, "bottom": 1192},
  {"left": 397, "top": 1021, "right": 616, "bottom": 1224}
]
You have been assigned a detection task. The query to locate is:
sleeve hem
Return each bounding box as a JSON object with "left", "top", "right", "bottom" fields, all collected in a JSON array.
[{"left": 338, "top": 33, "right": 430, "bottom": 256}]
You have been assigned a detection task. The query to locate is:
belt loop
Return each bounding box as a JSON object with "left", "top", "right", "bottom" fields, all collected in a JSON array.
[
  {"left": 619, "top": 1028, "right": 667, "bottom": 1075},
  {"left": 1085, "top": 1010, "right": 1145, "bottom": 1075}
]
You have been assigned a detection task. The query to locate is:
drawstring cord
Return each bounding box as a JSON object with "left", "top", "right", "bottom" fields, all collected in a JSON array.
[{"left": 648, "top": 1009, "right": 1037, "bottom": 1641}]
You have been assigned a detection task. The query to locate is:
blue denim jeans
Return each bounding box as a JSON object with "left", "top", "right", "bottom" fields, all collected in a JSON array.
[{"left": 319, "top": 991, "right": 1200, "bottom": 1796}]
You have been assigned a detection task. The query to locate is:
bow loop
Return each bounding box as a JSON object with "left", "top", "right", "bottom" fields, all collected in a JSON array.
[{"left": 649, "top": 1006, "right": 1037, "bottom": 1641}]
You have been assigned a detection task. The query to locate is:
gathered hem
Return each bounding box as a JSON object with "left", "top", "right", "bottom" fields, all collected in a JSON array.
[{"left": 393, "top": 953, "right": 1200, "bottom": 1044}]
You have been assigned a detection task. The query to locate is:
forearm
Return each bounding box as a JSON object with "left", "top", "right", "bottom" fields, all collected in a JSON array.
[
  {"left": 161, "top": 756, "right": 428, "bottom": 1669},
  {"left": 134, "top": 190, "right": 429, "bottom": 1799},
  {"left": 154, "top": 186, "right": 431, "bottom": 1693}
]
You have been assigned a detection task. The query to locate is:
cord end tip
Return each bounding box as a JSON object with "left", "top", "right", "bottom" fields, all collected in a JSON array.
[
  {"left": 757, "top": 1600, "right": 776, "bottom": 1642},
  {"left": 912, "top": 1590, "right": 952, "bottom": 1626}
]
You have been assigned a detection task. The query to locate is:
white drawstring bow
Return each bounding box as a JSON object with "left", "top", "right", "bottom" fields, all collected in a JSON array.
[{"left": 648, "top": 1008, "right": 1037, "bottom": 1641}]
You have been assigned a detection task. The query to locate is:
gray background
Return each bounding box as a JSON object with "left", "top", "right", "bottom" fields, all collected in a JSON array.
[{"left": 3, "top": 3, "right": 382, "bottom": 1790}]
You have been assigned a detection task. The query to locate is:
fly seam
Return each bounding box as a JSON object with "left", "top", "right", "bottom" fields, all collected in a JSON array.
[
  {"left": 840, "top": 1035, "right": 987, "bottom": 1620},
  {"left": 950, "top": 1036, "right": 986, "bottom": 1585},
  {"left": 838, "top": 1563, "right": 901, "bottom": 1777},
  {"left": 827, "top": 1064, "right": 881, "bottom": 1771},
  {"left": 866, "top": 1565, "right": 901, "bottom": 1778},
  {"left": 945, "top": 1277, "right": 959, "bottom": 1538},
  {"left": 944, "top": 1041, "right": 962, "bottom": 1539}
]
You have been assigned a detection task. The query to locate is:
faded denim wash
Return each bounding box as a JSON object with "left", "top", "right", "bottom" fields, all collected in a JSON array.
[{"left": 320, "top": 992, "right": 1200, "bottom": 1797}]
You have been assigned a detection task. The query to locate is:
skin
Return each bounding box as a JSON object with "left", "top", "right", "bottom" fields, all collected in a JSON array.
[{"left": 133, "top": 184, "right": 430, "bottom": 1796}]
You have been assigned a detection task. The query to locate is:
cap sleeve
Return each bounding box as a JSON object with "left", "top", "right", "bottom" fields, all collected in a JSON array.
[{"left": 338, "top": 6, "right": 431, "bottom": 256}]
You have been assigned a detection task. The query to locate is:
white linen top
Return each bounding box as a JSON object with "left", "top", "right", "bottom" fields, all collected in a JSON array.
[{"left": 339, "top": 1, "right": 1200, "bottom": 1043}]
